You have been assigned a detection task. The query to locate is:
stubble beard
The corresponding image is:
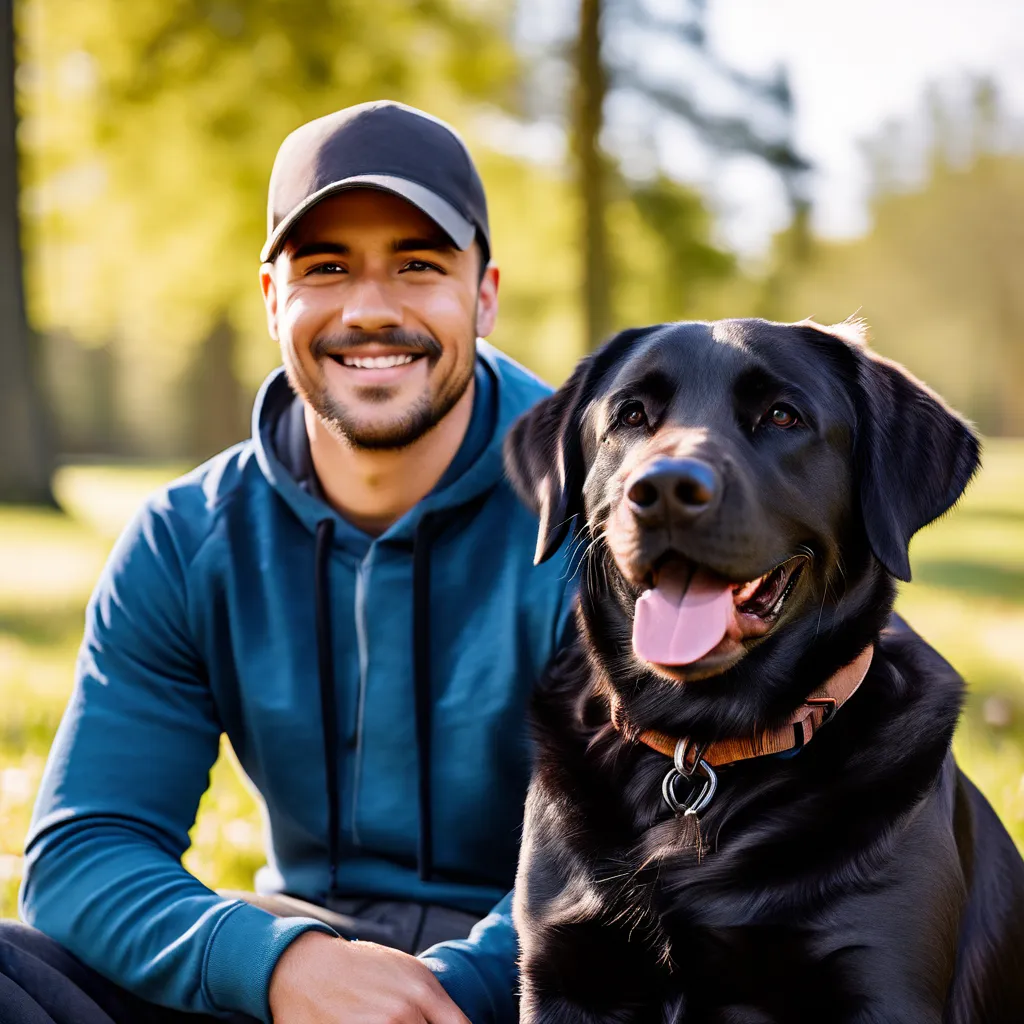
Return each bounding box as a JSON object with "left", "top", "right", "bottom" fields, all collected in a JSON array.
[{"left": 291, "top": 330, "right": 476, "bottom": 451}]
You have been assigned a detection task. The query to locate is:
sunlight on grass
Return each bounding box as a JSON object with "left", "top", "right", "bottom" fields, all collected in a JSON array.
[
  {"left": 897, "top": 438, "right": 1024, "bottom": 849},
  {"left": 1, "top": 445, "right": 1023, "bottom": 917},
  {"left": 0, "top": 463, "right": 261, "bottom": 917}
]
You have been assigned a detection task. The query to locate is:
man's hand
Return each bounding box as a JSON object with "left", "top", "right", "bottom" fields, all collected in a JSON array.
[{"left": 269, "top": 931, "right": 472, "bottom": 1024}]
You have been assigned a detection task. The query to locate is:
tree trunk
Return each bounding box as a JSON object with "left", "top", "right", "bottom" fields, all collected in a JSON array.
[
  {"left": 185, "top": 316, "right": 248, "bottom": 462},
  {"left": 572, "top": 0, "right": 612, "bottom": 352},
  {"left": 0, "top": 0, "right": 54, "bottom": 504}
]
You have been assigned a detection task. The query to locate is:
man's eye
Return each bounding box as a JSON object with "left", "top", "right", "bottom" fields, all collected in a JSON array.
[
  {"left": 617, "top": 401, "right": 648, "bottom": 429},
  {"left": 307, "top": 262, "right": 346, "bottom": 276},
  {"left": 401, "top": 259, "right": 443, "bottom": 274}
]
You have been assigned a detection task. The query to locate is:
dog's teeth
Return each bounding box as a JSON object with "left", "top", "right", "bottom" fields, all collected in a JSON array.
[{"left": 734, "top": 574, "right": 766, "bottom": 604}]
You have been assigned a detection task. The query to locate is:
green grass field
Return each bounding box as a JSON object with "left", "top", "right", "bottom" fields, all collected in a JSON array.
[{"left": 1, "top": 447, "right": 1023, "bottom": 918}]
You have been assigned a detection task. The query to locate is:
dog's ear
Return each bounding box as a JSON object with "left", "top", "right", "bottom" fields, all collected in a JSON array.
[
  {"left": 504, "top": 358, "right": 592, "bottom": 565},
  {"left": 854, "top": 347, "right": 980, "bottom": 581},
  {"left": 505, "top": 327, "right": 654, "bottom": 565}
]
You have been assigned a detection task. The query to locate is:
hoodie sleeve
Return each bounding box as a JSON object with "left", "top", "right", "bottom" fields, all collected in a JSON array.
[
  {"left": 419, "top": 891, "right": 519, "bottom": 1024},
  {"left": 19, "top": 501, "right": 334, "bottom": 1022}
]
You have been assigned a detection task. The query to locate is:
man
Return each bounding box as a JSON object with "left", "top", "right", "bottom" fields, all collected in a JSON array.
[{"left": 0, "top": 101, "right": 575, "bottom": 1024}]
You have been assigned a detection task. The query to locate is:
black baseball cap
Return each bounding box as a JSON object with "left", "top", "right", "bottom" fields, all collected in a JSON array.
[{"left": 261, "top": 100, "right": 491, "bottom": 266}]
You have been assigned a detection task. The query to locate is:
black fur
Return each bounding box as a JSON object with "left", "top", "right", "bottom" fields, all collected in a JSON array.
[{"left": 505, "top": 319, "right": 1023, "bottom": 1024}]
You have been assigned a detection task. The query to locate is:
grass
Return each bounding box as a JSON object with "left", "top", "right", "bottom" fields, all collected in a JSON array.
[
  {"left": 2, "top": 447, "right": 1024, "bottom": 917},
  {"left": 0, "top": 464, "right": 267, "bottom": 915}
]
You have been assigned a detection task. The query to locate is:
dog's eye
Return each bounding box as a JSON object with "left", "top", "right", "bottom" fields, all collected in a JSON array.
[
  {"left": 618, "top": 401, "right": 648, "bottom": 429},
  {"left": 766, "top": 404, "right": 800, "bottom": 429}
]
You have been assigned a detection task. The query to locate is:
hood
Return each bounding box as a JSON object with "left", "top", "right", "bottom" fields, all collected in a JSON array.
[{"left": 252, "top": 339, "right": 551, "bottom": 548}]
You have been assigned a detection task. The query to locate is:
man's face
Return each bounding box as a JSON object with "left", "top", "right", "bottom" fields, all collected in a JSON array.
[{"left": 260, "top": 189, "right": 498, "bottom": 450}]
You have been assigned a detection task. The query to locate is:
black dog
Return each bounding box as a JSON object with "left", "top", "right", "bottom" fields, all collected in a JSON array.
[{"left": 505, "top": 319, "right": 1024, "bottom": 1024}]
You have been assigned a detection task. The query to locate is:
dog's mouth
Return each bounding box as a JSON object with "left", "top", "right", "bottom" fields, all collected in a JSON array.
[{"left": 633, "top": 551, "right": 809, "bottom": 670}]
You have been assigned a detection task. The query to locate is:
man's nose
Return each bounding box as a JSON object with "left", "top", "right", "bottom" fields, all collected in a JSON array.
[
  {"left": 624, "top": 457, "right": 720, "bottom": 525},
  {"left": 340, "top": 278, "right": 402, "bottom": 332}
]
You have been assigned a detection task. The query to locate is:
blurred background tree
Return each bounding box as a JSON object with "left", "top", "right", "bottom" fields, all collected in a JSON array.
[
  {"left": 19, "top": 0, "right": 518, "bottom": 463},
  {"left": 0, "top": 0, "right": 52, "bottom": 504},
  {"left": 568, "top": 0, "right": 805, "bottom": 349},
  {"left": 767, "top": 77, "right": 1024, "bottom": 436},
  {"left": 11, "top": 0, "right": 1022, "bottom": 469}
]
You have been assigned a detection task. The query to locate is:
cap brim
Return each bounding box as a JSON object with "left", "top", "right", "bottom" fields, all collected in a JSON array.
[{"left": 260, "top": 174, "right": 476, "bottom": 263}]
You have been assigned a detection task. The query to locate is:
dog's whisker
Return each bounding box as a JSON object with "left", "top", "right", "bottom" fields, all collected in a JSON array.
[
  {"left": 578, "top": 529, "right": 607, "bottom": 590},
  {"left": 560, "top": 530, "right": 592, "bottom": 582},
  {"left": 815, "top": 578, "right": 829, "bottom": 638}
]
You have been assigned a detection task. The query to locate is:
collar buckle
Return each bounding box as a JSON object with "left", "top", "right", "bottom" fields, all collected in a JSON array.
[
  {"left": 803, "top": 694, "right": 838, "bottom": 728},
  {"left": 662, "top": 738, "right": 718, "bottom": 817}
]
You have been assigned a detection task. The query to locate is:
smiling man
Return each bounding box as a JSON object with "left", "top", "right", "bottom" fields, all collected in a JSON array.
[{"left": 0, "top": 102, "right": 575, "bottom": 1024}]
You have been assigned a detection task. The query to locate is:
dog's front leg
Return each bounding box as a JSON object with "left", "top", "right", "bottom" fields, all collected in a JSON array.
[
  {"left": 515, "top": 790, "right": 671, "bottom": 1024},
  {"left": 518, "top": 923, "right": 669, "bottom": 1024},
  {"left": 516, "top": 873, "right": 671, "bottom": 1024},
  {"left": 520, "top": 992, "right": 659, "bottom": 1024}
]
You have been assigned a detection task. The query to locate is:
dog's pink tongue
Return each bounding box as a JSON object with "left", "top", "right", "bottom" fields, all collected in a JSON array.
[{"left": 633, "top": 565, "right": 735, "bottom": 665}]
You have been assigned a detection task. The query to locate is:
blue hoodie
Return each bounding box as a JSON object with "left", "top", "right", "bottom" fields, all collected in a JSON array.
[{"left": 20, "top": 341, "right": 575, "bottom": 1023}]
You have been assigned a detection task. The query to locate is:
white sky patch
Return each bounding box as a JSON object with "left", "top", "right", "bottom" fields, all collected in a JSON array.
[
  {"left": 510, "top": 0, "right": 1024, "bottom": 255},
  {"left": 705, "top": 0, "right": 1024, "bottom": 251}
]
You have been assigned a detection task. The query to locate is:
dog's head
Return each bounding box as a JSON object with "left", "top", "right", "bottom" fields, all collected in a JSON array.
[{"left": 506, "top": 319, "right": 980, "bottom": 739}]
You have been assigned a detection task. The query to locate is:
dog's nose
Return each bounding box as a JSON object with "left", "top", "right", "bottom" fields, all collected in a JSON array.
[{"left": 625, "top": 458, "right": 719, "bottom": 522}]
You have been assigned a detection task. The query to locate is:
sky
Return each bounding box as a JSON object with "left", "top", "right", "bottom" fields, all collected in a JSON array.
[{"left": 706, "top": 0, "right": 1024, "bottom": 252}]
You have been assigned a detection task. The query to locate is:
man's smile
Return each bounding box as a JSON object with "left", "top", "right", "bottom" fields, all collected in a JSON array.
[
  {"left": 338, "top": 353, "right": 420, "bottom": 369},
  {"left": 323, "top": 345, "right": 431, "bottom": 388}
]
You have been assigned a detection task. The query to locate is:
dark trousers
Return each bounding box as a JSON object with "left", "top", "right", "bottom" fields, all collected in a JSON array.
[
  {"left": 0, "top": 895, "right": 479, "bottom": 1024},
  {"left": 0, "top": 921, "right": 239, "bottom": 1024}
]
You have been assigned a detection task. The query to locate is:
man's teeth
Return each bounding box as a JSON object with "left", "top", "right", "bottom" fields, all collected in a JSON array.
[{"left": 340, "top": 353, "right": 418, "bottom": 369}]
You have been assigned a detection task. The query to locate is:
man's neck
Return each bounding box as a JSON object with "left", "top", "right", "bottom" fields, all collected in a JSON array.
[{"left": 305, "top": 377, "right": 476, "bottom": 537}]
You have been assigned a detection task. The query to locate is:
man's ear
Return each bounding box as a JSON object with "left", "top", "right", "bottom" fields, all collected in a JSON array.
[
  {"left": 475, "top": 264, "right": 499, "bottom": 338},
  {"left": 504, "top": 358, "right": 591, "bottom": 565},
  {"left": 854, "top": 348, "right": 981, "bottom": 581},
  {"left": 260, "top": 263, "right": 279, "bottom": 342},
  {"left": 504, "top": 327, "right": 653, "bottom": 565}
]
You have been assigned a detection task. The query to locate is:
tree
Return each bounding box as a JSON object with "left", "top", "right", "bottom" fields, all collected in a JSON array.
[
  {"left": 566, "top": 0, "right": 807, "bottom": 349},
  {"left": 572, "top": 0, "right": 613, "bottom": 347},
  {"left": 0, "top": 0, "right": 53, "bottom": 504},
  {"left": 19, "top": 0, "right": 517, "bottom": 455},
  {"left": 770, "top": 78, "right": 1024, "bottom": 435}
]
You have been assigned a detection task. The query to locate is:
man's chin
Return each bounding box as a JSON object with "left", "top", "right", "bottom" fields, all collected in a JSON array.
[{"left": 319, "top": 402, "right": 439, "bottom": 451}]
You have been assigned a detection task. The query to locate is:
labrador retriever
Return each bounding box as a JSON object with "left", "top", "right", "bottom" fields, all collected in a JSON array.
[{"left": 505, "top": 319, "right": 1024, "bottom": 1024}]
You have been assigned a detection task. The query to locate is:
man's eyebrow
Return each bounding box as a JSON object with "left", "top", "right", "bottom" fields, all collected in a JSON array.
[
  {"left": 391, "top": 235, "right": 457, "bottom": 255},
  {"left": 288, "top": 241, "right": 349, "bottom": 261}
]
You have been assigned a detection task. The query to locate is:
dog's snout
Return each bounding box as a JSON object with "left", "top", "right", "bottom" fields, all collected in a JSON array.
[{"left": 625, "top": 457, "right": 719, "bottom": 523}]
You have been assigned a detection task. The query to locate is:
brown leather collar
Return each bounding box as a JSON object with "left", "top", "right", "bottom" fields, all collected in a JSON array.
[{"left": 631, "top": 645, "right": 875, "bottom": 770}]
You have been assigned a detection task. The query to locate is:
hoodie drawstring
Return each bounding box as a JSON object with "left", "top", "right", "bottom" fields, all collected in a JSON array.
[
  {"left": 410, "top": 494, "right": 491, "bottom": 882},
  {"left": 411, "top": 512, "right": 437, "bottom": 882},
  {"left": 314, "top": 518, "right": 341, "bottom": 895},
  {"left": 314, "top": 493, "right": 493, "bottom": 890},
  {"left": 314, "top": 513, "right": 435, "bottom": 887}
]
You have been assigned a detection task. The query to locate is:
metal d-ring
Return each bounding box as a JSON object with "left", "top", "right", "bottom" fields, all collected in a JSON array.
[
  {"left": 673, "top": 738, "right": 706, "bottom": 777},
  {"left": 661, "top": 738, "right": 718, "bottom": 818}
]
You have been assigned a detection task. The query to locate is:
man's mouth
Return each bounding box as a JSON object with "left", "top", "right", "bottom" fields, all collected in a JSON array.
[
  {"left": 632, "top": 553, "right": 809, "bottom": 669},
  {"left": 334, "top": 352, "right": 424, "bottom": 369},
  {"left": 321, "top": 346, "right": 431, "bottom": 385}
]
